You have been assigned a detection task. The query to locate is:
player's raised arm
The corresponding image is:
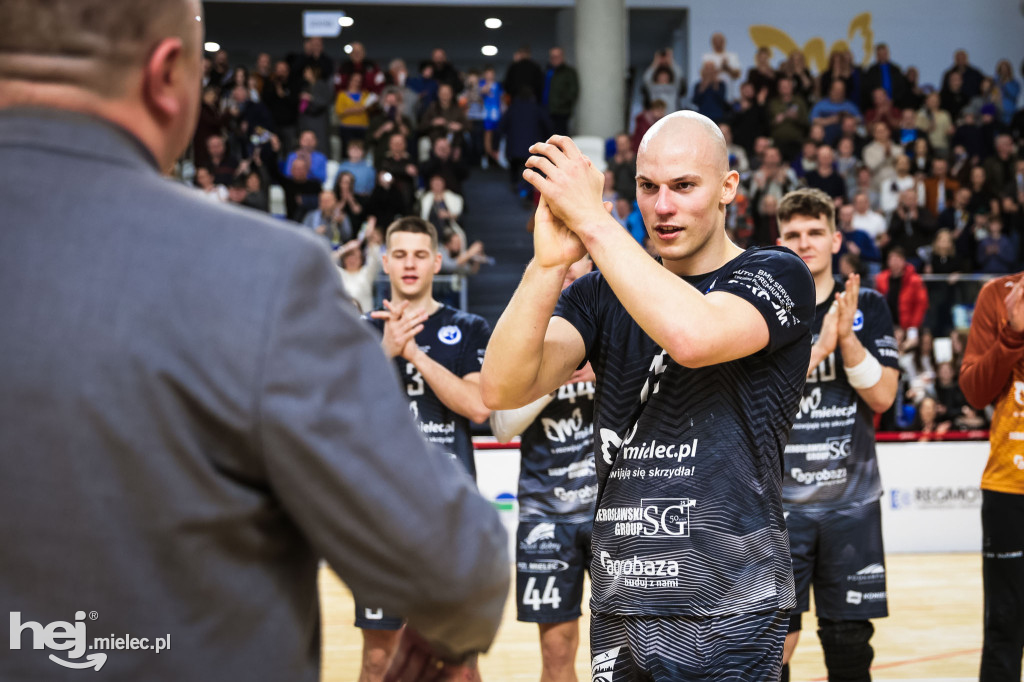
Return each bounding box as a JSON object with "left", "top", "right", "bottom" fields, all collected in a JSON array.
[
  {"left": 481, "top": 199, "right": 588, "bottom": 409},
  {"left": 522, "top": 121, "right": 772, "bottom": 368}
]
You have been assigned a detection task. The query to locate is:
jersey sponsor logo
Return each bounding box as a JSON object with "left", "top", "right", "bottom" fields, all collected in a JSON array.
[
  {"left": 790, "top": 466, "right": 848, "bottom": 486},
  {"left": 605, "top": 498, "right": 695, "bottom": 537},
  {"left": 852, "top": 309, "right": 864, "bottom": 331},
  {"left": 592, "top": 646, "right": 621, "bottom": 682},
  {"left": 620, "top": 437, "right": 699, "bottom": 463},
  {"left": 542, "top": 408, "right": 588, "bottom": 443},
  {"left": 547, "top": 458, "right": 596, "bottom": 480},
  {"left": 598, "top": 551, "right": 680, "bottom": 578},
  {"left": 553, "top": 484, "right": 598, "bottom": 505},
  {"left": 517, "top": 559, "right": 570, "bottom": 574},
  {"left": 727, "top": 268, "right": 797, "bottom": 327},
  {"left": 599, "top": 428, "right": 622, "bottom": 465},
  {"left": 797, "top": 388, "right": 857, "bottom": 420},
  {"left": 437, "top": 325, "right": 462, "bottom": 345},
  {"left": 522, "top": 523, "right": 555, "bottom": 546},
  {"left": 419, "top": 420, "right": 455, "bottom": 435},
  {"left": 855, "top": 563, "right": 885, "bottom": 575},
  {"left": 846, "top": 590, "right": 886, "bottom": 605},
  {"left": 785, "top": 436, "right": 850, "bottom": 461},
  {"left": 848, "top": 563, "right": 886, "bottom": 584}
]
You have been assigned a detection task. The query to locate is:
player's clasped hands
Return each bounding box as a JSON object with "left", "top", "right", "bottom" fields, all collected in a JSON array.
[
  {"left": 815, "top": 274, "right": 860, "bottom": 356},
  {"left": 524, "top": 135, "right": 607, "bottom": 234},
  {"left": 372, "top": 299, "right": 427, "bottom": 359}
]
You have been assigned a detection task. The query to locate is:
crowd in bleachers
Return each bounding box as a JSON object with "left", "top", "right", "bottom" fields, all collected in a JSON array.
[{"left": 186, "top": 31, "right": 1024, "bottom": 435}]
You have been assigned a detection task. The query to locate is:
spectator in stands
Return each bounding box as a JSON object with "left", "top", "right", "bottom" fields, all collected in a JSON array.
[
  {"left": 910, "top": 396, "right": 950, "bottom": 437},
  {"left": 701, "top": 32, "right": 742, "bottom": 97},
  {"left": 335, "top": 72, "right": 372, "bottom": 153},
  {"left": 204, "top": 134, "right": 238, "bottom": 186},
  {"left": 421, "top": 174, "right": 465, "bottom": 237},
  {"left": 337, "top": 42, "right": 383, "bottom": 94},
  {"left": 886, "top": 187, "right": 936, "bottom": 259},
  {"left": 985, "top": 134, "right": 1020, "bottom": 196},
  {"left": 297, "top": 66, "right": 333, "bottom": 157},
  {"left": 643, "top": 49, "right": 685, "bottom": 111},
  {"left": 967, "top": 165, "right": 1000, "bottom": 217},
  {"left": 767, "top": 76, "right": 808, "bottom": 160},
  {"left": 420, "top": 137, "right": 469, "bottom": 196},
  {"left": 332, "top": 171, "right": 365, "bottom": 229},
  {"left": 836, "top": 203, "right": 882, "bottom": 274},
  {"left": 862, "top": 43, "right": 909, "bottom": 112},
  {"left": 194, "top": 87, "right": 227, "bottom": 168},
  {"left": 820, "top": 48, "right": 863, "bottom": 112},
  {"left": 503, "top": 46, "right": 544, "bottom": 103},
  {"left": 745, "top": 46, "right": 777, "bottom": 101},
  {"left": 225, "top": 83, "right": 275, "bottom": 159},
  {"left": 776, "top": 49, "right": 814, "bottom": 103},
  {"left": 923, "top": 157, "right": 960, "bottom": 216},
  {"left": 908, "top": 137, "right": 934, "bottom": 178},
  {"left": 335, "top": 225, "right": 383, "bottom": 314},
  {"left": 995, "top": 59, "right": 1020, "bottom": 127},
  {"left": 407, "top": 60, "right": 439, "bottom": 120},
  {"left": 728, "top": 81, "right": 769, "bottom": 156},
  {"left": 835, "top": 136, "right": 859, "bottom": 188},
  {"left": 384, "top": 59, "right": 419, "bottom": 122},
  {"left": 252, "top": 52, "right": 271, "bottom": 91},
  {"left": 897, "top": 109, "right": 923, "bottom": 149},
  {"left": 543, "top": 47, "right": 579, "bottom": 136},
  {"left": 720, "top": 122, "right": 750, "bottom": 176},
  {"left": 863, "top": 121, "right": 905, "bottom": 192},
  {"left": 791, "top": 140, "right": 818, "bottom": 179},
  {"left": 478, "top": 66, "right": 505, "bottom": 169},
  {"left": 692, "top": 61, "right": 729, "bottom": 123},
  {"left": 977, "top": 216, "right": 1017, "bottom": 273},
  {"left": 938, "top": 185, "right": 974, "bottom": 234},
  {"left": 364, "top": 170, "right": 408, "bottom": 227},
  {"left": 631, "top": 99, "right": 667, "bottom": 154},
  {"left": 334, "top": 140, "right": 374, "bottom": 197},
  {"left": 851, "top": 190, "right": 888, "bottom": 245},
  {"left": 747, "top": 146, "right": 797, "bottom": 244},
  {"left": 804, "top": 144, "right": 847, "bottom": 201},
  {"left": 368, "top": 86, "right": 415, "bottom": 162},
  {"left": 864, "top": 88, "right": 902, "bottom": 132},
  {"left": 194, "top": 167, "right": 228, "bottom": 203},
  {"left": 285, "top": 130, "right": 328, "bottom": 184},
  {"left": 839, "top": 113, "right": 869, "bottom": 157},
  {"left": 375, "top": 132, "right": 419, "bottom": 215},
  {"left": 876, "top": 246, "right": 929, "bottom": 338},
  {"left": 942, "top": 50, "right": 984, "bottom": 101},
  {"left": 880, "top": 155, "right": 921, "bottom": 217},
  {"left": 242, "top": 171, "right": 269, "bottom": 212},
  {"left": 923, "top": 228, "right": 966, "bottom": 335},
  {"left": 811, "top": 80, "right": 861, "bottom": 146},
  {"left": 935, "top": 361, "right": 986, "bottom": 430},
  {"left": 429, "top": 47, "right": 461, "bottom": 94},
  {"left": 607, "top": 132, "right": 637, "bottom": 202},
  {"left": 440, "top": 228, "right": 489, "bottom": 277},
  {"left": 900, "top": 66, "right": 927, "bottom": 111},
  {"left": 419, "top": 82, "right": 470, "bottom": 151},
  {"left": 210, "top": 49, "right": 233, "bottom": 93},
  {"left": 293, "top": 37, "right": 333, "bottom": 91},
  {"left": 261, "top": 135, "right": 322, "bottom": 222},
  {"left": 941, "top": 71, "right": 970, "bottom": 122},
  {"left": 500, "top": 86, "right": 552, "bottom": 197},
  {"left": 916, "top": 92, "right": 955, "bottom": 158},
  {"left": 262, "top": 61, "right": 298, "bottom": 153},
  {"left": 303, "top": 190, "right": 351, "bottom": 245}
]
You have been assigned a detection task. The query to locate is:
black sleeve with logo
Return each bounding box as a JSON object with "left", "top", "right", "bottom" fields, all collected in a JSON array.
[
  {"left": 783, "top": 285, "right": 898, "bottom": 509},
  {"left": 555, "top": 248, "right": 813, "bottom": 617}
]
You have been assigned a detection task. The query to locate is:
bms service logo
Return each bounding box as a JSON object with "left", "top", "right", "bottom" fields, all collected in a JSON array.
[
  {"left": 437, "top": 325, "right": 462, "bottom": 345},
  {"left": 9, "top": 610, "right": 171, "bottom": 671}
]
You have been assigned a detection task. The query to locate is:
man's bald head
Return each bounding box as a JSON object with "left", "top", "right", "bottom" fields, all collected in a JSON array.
[
  {"left": 0, "top": 0, "right": 200, "bottom": 97},
  {"left": 638, "top": 110, "right": 730, "bottom": 177}
]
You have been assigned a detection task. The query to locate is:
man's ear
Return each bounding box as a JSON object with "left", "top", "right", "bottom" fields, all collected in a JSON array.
[
  {"left": 142, "top": 37, "right": 186, "bottom": 123},
  {"left": 433, "top": 252, "right": 442, "bottom": 274}
]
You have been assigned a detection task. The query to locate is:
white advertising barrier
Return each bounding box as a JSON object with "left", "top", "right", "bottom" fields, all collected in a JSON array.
[
  {"left": 475, "top": 439, "right": 991, "bottom": 556},
  {"left": 877, "top": 440, "right": 988, "bottom": 554}
]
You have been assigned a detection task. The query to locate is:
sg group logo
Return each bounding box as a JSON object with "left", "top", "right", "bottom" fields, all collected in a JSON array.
[{"left": 10, "top": 610, "right": 171, "bottom": 672}]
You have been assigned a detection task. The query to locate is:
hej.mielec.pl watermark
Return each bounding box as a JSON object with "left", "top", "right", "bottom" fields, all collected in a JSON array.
[{"left": 10, "top": 611, "right": 171, "bottom": 671}]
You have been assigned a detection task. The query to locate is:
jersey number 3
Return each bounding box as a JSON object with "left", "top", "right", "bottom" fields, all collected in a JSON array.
[
  {"left": 523, "top": 576, "right": 562, "bottom": 611},
  {"left": 406, "top": 363, "right": 425, "bottom": 396}
]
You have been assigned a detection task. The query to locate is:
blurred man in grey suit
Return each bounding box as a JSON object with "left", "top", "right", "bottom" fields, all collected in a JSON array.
[{"left": 0, "top": 1, "right": 508, "bottom": 680}]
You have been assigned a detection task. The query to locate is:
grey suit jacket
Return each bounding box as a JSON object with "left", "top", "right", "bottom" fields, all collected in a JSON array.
[{"left": 0, "top": 109, "right": 508, "bottom": 680}]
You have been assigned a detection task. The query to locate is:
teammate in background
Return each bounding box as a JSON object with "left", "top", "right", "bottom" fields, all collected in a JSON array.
[
  {"left": 960, "top": 274, "right": 1024, "bottom": 681},
  {"left": 776, "top": 188, "right": 900, "bottom": 682},
  {"left": 490, "top": 256, "right": 597, "bottom": 682},
  {"left": 480, "top": 112, "right": 814, "bottom": 680},
  {"left": 357, "top": 216, "right": 492, "bottom": 682}
]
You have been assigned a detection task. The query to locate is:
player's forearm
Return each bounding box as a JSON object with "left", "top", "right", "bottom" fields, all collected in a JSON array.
[
  {"left": 807, "top": 342, "right": 833, "bottom": 377},
  {"left": 480, "top": 260, "right": 568, "bottom": 408},
  {"left": 489, "top": 393, "right": 554, "bottom": 443},
  {"left": 410, "top": 351, "right": 490, "bottom": 423},
  {"left": 839, "top": 333, "right": 898, "bottom": 412},
  {"left": 576, "top": 216, "right": 739, "bottom": 367}
]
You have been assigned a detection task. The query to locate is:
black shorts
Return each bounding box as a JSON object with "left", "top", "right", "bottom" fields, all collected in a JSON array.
[
  {"left": 353, "top": 603, "right": 403, "bottom": 631},
  {"left": 786, "top": 500, "right": 888, "bottom": 625},
  {"left": 590, "top": 610, "right": 787, "bottom": 681},
  {"left": 516, "top": 520, "right": 592, "bottom": 623}
]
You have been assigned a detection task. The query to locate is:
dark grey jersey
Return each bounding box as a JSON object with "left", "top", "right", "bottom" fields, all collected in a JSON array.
[
  {"left": 518, "top": 381, "right": 597, "bottom": 523},
  {"left": 555, "top": 247, "right": 814, "bottom": 618},
  {"left": 783, "top": 282, "right": 898, "bottom": 510}
]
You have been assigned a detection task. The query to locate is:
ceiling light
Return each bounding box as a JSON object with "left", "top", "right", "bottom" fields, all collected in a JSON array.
[
  {"left": 338, "top": 16, "right": 354, "bottom": 27},
  {"left": 204, "top": 42, "right": 220, "bottom": 53},
  {"left": 484, "top": 18, "right": 502, "bottom": 29},
  {"left": 344, "top": 44, "right": 354, "bottom": 54},
  {"left": 481, "top": 45, "right": 498, "bottom": 57}
]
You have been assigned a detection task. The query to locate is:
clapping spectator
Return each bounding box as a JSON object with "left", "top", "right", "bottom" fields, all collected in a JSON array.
[
  {"left": 692, "top": 61, "right": 729, "bottom": 123},
  {"left": 643, "top": 48, "right": 685, "bottom": 110},
  {"left": 285, "top": 130, "right": 327, "bottom": 184},
  {"left": 335, "top": 72, "right": 373, "bottom": 153},
  {"left": 302, "top": 190, "right": 352, "bottom": 245},
  {"left": 876, "top": 246, "right": 929, "bottom": 337},
  {"left": 368, "top": 86, "right": 415, "bottom": 162},
  {"left": 977, "top": 216, "right": 1017, "bottom": 273},
  {"left": 296, "top": 66, "right": 333, "bottom": 157},
  {"left": 420, "top": 175, "right": 464, "bottom": 236},
  {"left": 337, "top": 140, "right": 376, "bottom": 197},
  {"left": 332, "top": 171, "right": 365, "bottom": 228},
  {"left": 420, "top": 137, "right": 469, "bottom": 196},
  {"left": 335, "top": 226, "right": 383, "bottom": 314},
  {"left": 194, "top": 167, "right": 228, "bottom": 203},
  {"left": 419, "top": 82, "right": 470, "bottom": 151}
]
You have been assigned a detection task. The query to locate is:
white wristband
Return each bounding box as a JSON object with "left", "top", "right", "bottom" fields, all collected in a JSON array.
[{"left": 844, "top": 353, "right": 883, "bottom": 389}]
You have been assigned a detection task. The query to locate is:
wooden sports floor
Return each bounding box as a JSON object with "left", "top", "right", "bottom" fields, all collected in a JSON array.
[{"left": 319, "top": 552, "right": 994, "bottom": 681}]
